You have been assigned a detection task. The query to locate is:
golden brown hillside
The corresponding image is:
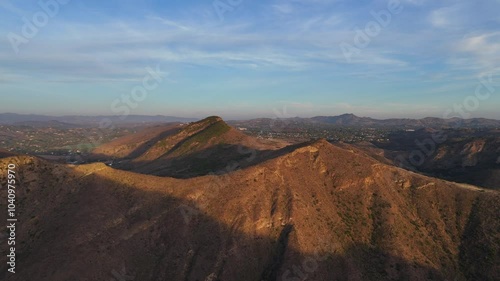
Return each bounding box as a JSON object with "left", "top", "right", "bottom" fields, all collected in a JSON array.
[
  {"left": 358, "top": 134, "right": 500, "bottom": 190},
  {"left": 0, "top": 139, "right": 498, "bottom": 281},
  {"left": 91, "top": 123, "right": 184, "bottom": 160},
  {"left": 92, "top": 116, "right": 289, "bottom": 178}
]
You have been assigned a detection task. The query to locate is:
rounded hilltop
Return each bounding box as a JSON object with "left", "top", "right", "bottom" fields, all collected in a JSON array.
[{"left": 202, "top": 116, "right": 224, "bottom": 123}]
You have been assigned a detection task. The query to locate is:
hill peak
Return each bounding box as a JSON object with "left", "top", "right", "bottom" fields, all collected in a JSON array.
[
  {"left": 204, "top": 115, "right": 223, "bottom": 121},
  {"left": 198, "top": 115, "right": 224, "bottom": 124},
  {"left": 339, "top": 113, "right": 357, "bottom": 117},
  {"left": 295, "top": 138, "right": 332, "bottom": 150},
  {"left": 184, "top": 116, "right": 228, "bottom": 131},
  {"left": 182, "top": 116, "right": 229, "bottom": 135},
  {"left": 311, "top": 138, "right": 331, "bottom": 146}
]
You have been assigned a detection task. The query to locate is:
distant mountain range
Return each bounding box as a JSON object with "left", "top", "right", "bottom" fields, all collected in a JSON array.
[
  {"left": 311, "top": 114, "right": 500, "bottom": 128},
  {"left": 232, "top": 113, "right": 500, "bottom": 129},
  {"left": 2, "top": 113, "right": 500, "bottom": 128},
  {"left": 0, "top": 113, "right": 197, "bottom": 125}
]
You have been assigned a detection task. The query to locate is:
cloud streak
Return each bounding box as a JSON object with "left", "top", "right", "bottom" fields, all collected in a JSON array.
[{"left": 0, "top": 0, "right": 499, "bottom": 118}]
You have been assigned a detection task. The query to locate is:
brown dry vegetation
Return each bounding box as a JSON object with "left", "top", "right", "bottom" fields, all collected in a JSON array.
[
  {"left": 363, "top": 130, "right": 500, "bottom": 190},
  {"left": 90, "top": 123, "right": 184, "bottom": 160},
  {"left": 0, "top": 136, "right": 499, "bottom": 280},
  {"left": 92, "top": 116, "right": 289, "bottom": 178}
]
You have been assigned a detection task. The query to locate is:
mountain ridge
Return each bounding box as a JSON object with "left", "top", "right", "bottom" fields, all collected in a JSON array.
[
  {"left": 231, "top": 114, "right": 500, "bottom": 128},
  {"left": 3, "top": 113, "right": 500, "bottom": 128},
  {"left": 91, "top": 116, "right": 289, "bottom": 178},
  {"left": 1, "top": 116, "right": 499, "bottom": 280},
  {"left": 1, "top": 136, "right": 499, "bottom": 280}
]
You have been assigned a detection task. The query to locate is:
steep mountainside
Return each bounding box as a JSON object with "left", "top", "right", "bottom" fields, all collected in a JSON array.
[
  {"left": 91, "top": 123, "right": 184, "bottom": 160},
  {"left": 1, "top": 139, "right": 498, "bottom": 281},
  {"left": 93, "top": 116, "right": 289, "bottom": 178},
  {"left": 368, "top": 129, "right": 500, "bottom": 189}
]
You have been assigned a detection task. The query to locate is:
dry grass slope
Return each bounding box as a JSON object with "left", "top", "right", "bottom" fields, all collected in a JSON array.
[{"left": 0, "top": 138, "right": 498, "bottom": 280}]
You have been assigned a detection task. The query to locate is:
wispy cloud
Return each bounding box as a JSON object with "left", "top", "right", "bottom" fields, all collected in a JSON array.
[
  {"left": 0, "top": 0, "right": 499, "bottom": 118},
  {"left": 456, "top": 32, "right": 500, "bottom": 72}
]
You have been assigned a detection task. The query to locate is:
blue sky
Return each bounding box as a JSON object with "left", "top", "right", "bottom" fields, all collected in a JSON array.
[{"left": 0, "top": 0, "right": 499, "bottom": 119}]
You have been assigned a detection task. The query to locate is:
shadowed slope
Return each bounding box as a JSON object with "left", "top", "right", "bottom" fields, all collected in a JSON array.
[
  {"left": 361, "top": 129, "right": 500, "bottom": 189},
  {"left": 0, "top": 140, "right": 499, "bottom": 280},
  {"left": 94, "top": 116, "right": 289, "bottom": 178},
  {"left": 90, "top": 123, "right": 184, "bottom": 160}
]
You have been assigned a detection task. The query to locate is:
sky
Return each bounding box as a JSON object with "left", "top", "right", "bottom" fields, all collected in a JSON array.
[{"left": 0, "top": 0, "right": 499, "bottom": 120}]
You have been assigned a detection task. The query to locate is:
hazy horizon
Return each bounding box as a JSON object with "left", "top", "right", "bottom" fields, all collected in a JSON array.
[{"left": 2, "top": 111, "right": 500, "bottom": 122}]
